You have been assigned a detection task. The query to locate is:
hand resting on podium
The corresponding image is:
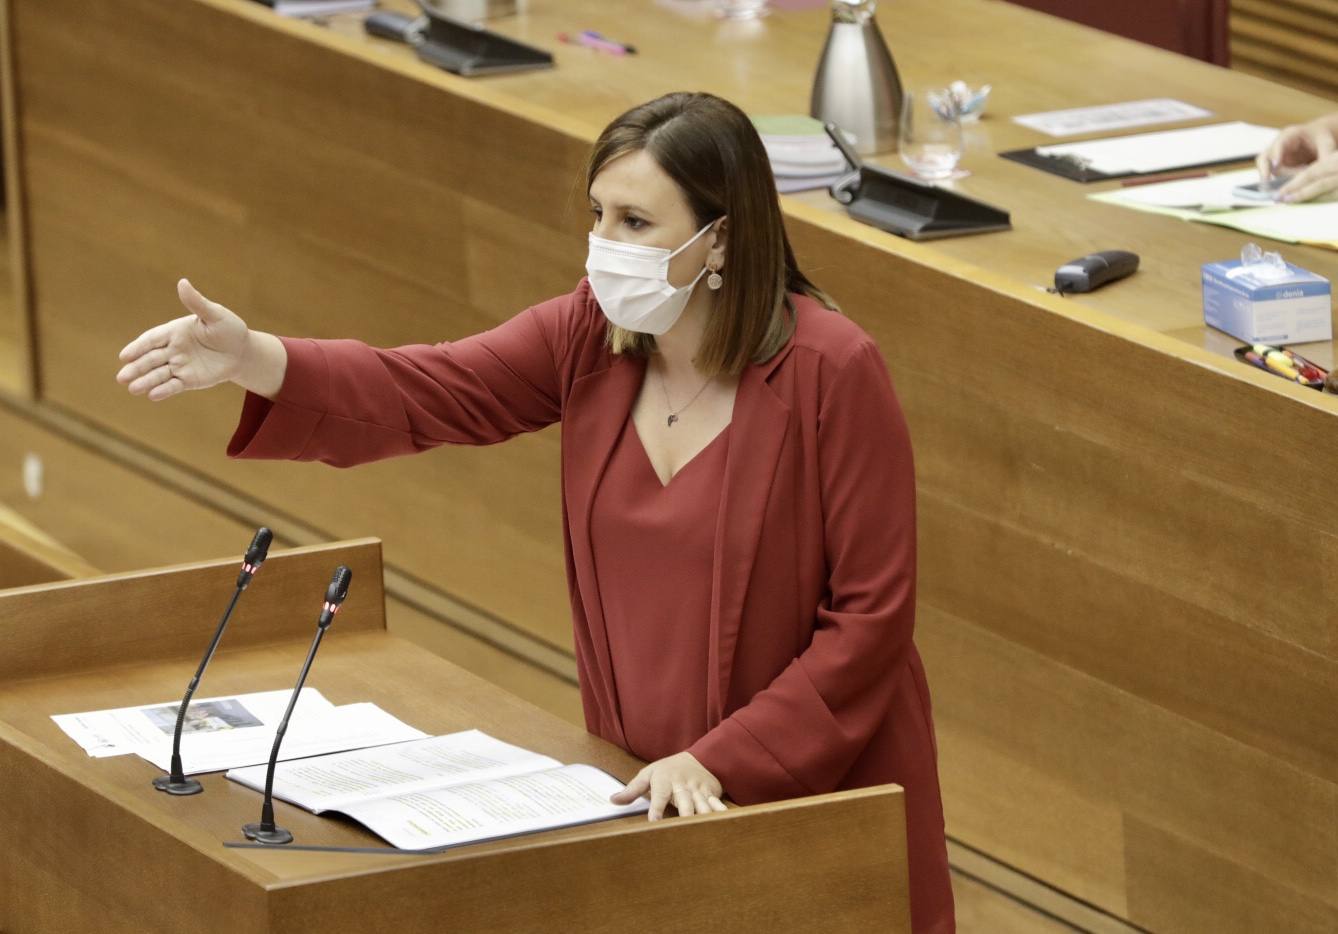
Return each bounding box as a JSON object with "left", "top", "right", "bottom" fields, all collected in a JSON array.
[{"left": 609, "top": 750, "right": 728, "bottom": 820}]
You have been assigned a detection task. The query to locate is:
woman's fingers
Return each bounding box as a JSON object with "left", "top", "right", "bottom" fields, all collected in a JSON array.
[
  {"left": 146, "top": 374, "right": 186, "bottom": 403},
  {"left": 117, "top": 318, "right": 180, "bottom": 366},
  {"left": 1314, "top": 128, "right": 1338, "bottom": 162},
  {"left": 609, "top": 768, "right": 650, "bottom": 805},
  {"left": 178, "top": 278, "right": 230, "bottom": 325},
  {"left": 671, "top": 785, "right": 695, "bottom": 818},
  {"left": 125, "top": 361, "right": 174, "bottom": 397},
  {"left": 117, "top": 346, "right": 171, "bottom": 387},
  {"left": 1255, "top": 149, "right": 1273, "bottom": 180},
  {"left": 707, "top": 795, "right": 727, "bottom": 812},
  {"left": 1266, "top": 125, "right": 1322, "bottom": 174},
  {"left": 1263, "top": 128, "right": 1297, "bottom": 172},
  {"left": 128, "top": 359, "right": 189, "bottom": 401},
  {"left": 648, "top": 777, "right": 672, "bottom": 821},
  {"left": 1279, "top": 152, "right": 1338, "bottom": 203}
]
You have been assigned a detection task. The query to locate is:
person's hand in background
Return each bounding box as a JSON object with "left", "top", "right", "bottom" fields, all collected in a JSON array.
[{"left": 1256, "top": 114, "right": 1338, "bottom": 203}]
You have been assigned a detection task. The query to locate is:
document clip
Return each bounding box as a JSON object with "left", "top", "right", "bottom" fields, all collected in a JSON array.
[
  {"left": 822, "top": 123, "right": 1011, "bottom": 241},
  {"left": 415, "top": 3, "right": 553, "bottom": 76}
]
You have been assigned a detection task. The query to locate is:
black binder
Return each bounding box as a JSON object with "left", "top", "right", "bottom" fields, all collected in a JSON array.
[
  {"left": 415, "top": 5, "right": 553, "bottom": 77},
  {"left": 1000, "top": 146, "right": 1252, "bottom": 183}
]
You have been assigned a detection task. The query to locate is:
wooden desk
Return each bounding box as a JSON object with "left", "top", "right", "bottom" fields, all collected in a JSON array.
[
  {"left": 0, "top": 540, "right": 912, "bottom": 933},
  {"left": 2, "top": 1, "right": 1335, "bottom": 930}
]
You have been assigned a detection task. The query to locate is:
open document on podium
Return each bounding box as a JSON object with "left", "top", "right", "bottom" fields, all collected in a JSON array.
[{"left": 227, "top": 730, "right": 650, "bottom": 850}]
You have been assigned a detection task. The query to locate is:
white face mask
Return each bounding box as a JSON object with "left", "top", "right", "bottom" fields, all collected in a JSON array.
[{"left": 585, "top": 220, "right": 718, "bottom": 335}]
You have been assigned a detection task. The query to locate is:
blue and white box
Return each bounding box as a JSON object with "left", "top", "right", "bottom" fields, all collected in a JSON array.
[{"left": 1201, "top": 258, "right": 1332, "bottom": 345}]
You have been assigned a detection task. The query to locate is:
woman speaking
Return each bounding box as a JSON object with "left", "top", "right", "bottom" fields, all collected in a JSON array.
[{"left": 116, "top": 91, "right": 955, "bottom": 933}]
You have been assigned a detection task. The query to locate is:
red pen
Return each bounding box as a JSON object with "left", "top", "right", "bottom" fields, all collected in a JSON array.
[{"left": 1120, "top": 170, "right": 1210, "bottom": 188}]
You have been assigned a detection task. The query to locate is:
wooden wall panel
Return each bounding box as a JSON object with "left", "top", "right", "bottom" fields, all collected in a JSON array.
[
  {"left": 936, "top": 722, "right": 1129, "bottom": 914},
  {"left": 1124, "top": 818, "right": 1338, "bottom": 933},
  {"left": 917, "top": 605, "right": 1338, "bottom": 922},
  {"left": 385, "top": 598, "right": 582, "bottom": 726},
  {"left": 0, "top": 394, "right": 580, "bottom": 720},
  {"left": 0, "top": 502, "right": 98, "bottom": 586},
  {"left": 921, "top": 493, "right": 1338, "bottom": 781},
  {"left": 1232, "top": 0, "right": 1338, "bottom": 100},
  {"left": 15, "top": 0, "right": 583, "bottom": 653},
  {"left": 1123, "top": 813, "right": 1338, "bottom": 931},
  {"left": 0, "top": 0, "right": 35, "bottom": 399},
  {"left": 0, "top": 396, "right": 256, "bottom": 573}
]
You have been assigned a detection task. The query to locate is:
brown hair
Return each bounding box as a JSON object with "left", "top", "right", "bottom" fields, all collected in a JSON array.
[{"left": 585, "top": 92, "right": 838, "bottom": 377}]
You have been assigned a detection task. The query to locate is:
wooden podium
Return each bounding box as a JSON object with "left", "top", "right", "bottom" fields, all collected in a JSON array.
[{"left": 0, "top": 539, "right": 911, "bottom": 933}]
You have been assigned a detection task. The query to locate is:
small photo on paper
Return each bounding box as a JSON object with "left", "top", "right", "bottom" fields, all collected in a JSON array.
[{"left": 143, "top": 699, "right": 263, "bottom": 735}]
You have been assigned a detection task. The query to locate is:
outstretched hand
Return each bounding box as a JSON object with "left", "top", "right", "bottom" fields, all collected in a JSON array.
[
  {"left": 610, "top": 751, "right": 728, "bottom": 820},
  {"left": 115, "top": 279, "right": 250, "bottom": 402}
]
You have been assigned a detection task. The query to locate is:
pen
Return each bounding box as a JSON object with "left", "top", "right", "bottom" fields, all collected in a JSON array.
[
  {"left": 1120, "top": 170, "right": 1210, "bottom": 188},
  {"left": 581, "top": 29, "right": 637, "bottom": 55},
  {"left": 557, "top": 32, "right": 622, "bottom": 55},
  {"left": 557, "top": 31, "right": 630, "bottom": 56}
]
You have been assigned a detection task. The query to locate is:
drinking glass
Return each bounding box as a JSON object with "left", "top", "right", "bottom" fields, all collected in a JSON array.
[{"left": 898, "top": 89, "right": 964, "bottom": 181}]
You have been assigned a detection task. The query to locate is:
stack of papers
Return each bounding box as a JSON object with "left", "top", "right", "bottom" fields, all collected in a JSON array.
[
  {"left": 1091, "top": 168, "right": 1338, "bottom": 250},
  {"left": 1038, "top": 122, "right": 1278, "bottom": 176},
  {"left": 753, "top": 115, "right": 853, "bottom": 193},
  {"left": 52, "top": 689, "right": 427, "bottom": 776},
  {"left": 1013, "top": 99, "right": 1212, "bottom": 137}
]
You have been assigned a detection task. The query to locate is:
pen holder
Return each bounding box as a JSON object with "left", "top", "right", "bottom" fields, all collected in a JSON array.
[{"left": 1235, "top": 344, "right": 1328, "bottom": 391}]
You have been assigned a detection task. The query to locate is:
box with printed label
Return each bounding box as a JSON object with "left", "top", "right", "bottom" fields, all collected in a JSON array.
[{"left": 1201, "top": 259, "right": 1332, "bottom": 345}]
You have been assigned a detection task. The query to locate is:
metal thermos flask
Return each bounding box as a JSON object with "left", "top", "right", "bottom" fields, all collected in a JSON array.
[{"left": 809, "top": 0, "right": 904, "bottom": 156}]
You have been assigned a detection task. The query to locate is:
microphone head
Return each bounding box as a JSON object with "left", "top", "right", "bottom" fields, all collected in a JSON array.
[
  {"left": 244, "top": 527, "right": 274, "bottom": 567},
  {"left": 325, "top": 565, "right": 352, "bottom": 607}
]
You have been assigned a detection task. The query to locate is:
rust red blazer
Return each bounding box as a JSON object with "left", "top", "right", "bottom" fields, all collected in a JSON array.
[{"left": 228, "top": 279, "right": 954, "bottom": 933}]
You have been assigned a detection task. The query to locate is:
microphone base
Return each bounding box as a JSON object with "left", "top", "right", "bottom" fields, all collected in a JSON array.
[
  {"left": 242, "top": 822, "right": 294, "bottom": 845},
  {"left": 153, "top": 775, "right": 203, "bottom": 796}
]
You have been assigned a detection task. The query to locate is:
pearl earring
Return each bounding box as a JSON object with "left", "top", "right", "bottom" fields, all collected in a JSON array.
[{"left": 707, "top": 267, "right": 723, "bottom": 290}]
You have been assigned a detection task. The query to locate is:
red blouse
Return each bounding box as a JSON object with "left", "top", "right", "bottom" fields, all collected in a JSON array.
[{"left": 590, "top": 415, "right": 731, "bottom": 763}]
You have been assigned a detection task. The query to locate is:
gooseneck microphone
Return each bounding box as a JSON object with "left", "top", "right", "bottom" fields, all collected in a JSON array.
[
  {"left": 242, "top": 565, "right": 351, "bottom": 845},
  {"left": 153, "top": 527, "right": 273, "bottom": 795}
]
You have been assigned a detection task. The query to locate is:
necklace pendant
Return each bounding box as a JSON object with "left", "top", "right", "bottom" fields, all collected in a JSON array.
[{"left": 667, "top": 414, "right": 678, "bottom": 427}]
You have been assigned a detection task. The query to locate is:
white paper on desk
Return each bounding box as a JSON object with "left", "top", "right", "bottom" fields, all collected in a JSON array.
[
  {"left": 1197, "top": 201, "right": 1338, "bottom": 248},
  {"left": 1014, "top": 99, "right": 1212, "bottom": 137},
  {"left": 227, "top": 730, "right": 562, "bottom": 812},
  {"left": 138, "top": 701, "right": 427, "bottom": 776},
  {"left": 1037, "top": 122, "right": 1277, "bottom": 175},
  {"left": 337, "top": 764, "right": 646, "bottom": 851},
  {"left": 1091, "top": 181, "right": 1338, "bottom": 249},
  {"left": 51, "top": 688, "right": 335, "bottom": 759},
  {"left": 1100, "top": 169, "right": 1267, "bottom": 211}
]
